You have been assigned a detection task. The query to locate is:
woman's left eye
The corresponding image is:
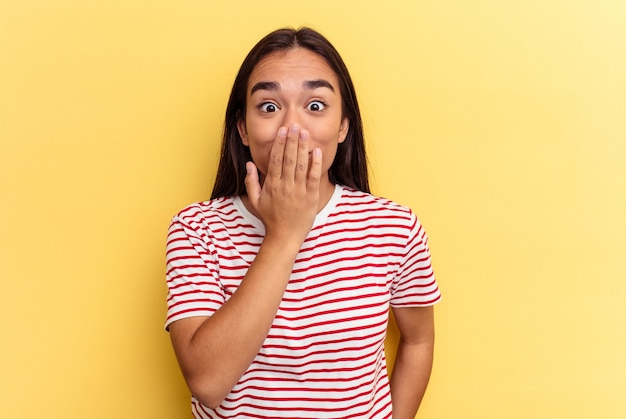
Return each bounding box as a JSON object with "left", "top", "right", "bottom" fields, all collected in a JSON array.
[{"left": 307, "top": 101, "right": 326, "bottom": 112}]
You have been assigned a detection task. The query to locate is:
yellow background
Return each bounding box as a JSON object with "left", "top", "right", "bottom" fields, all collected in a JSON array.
[{"left": 1, "top": 1, "right": 625, "bottom": 418}]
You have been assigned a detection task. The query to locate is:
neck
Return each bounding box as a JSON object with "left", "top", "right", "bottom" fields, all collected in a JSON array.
[{"left": 317, "top": 180, "right": 336, "bottom": 212}]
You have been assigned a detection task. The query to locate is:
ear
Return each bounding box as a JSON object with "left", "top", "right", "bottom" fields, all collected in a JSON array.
[
  {"left": 338, "top": 117, "right": 349, "bottom": 144},
  {"left": 237, "top": 116, "right": 249, "bottom": 146}
]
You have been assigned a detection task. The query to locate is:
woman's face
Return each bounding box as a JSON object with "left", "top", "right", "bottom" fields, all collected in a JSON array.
[{"left": 237, "top": 48, "right": 349, "bottom": 184}]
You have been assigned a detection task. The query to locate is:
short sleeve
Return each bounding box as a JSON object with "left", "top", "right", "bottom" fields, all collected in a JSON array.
[
  {"left": 164, "top": 215, "right": 225, "bottom": 330},
  {"left": 390, "top": 212, "right": 441, "bottom": 307}
]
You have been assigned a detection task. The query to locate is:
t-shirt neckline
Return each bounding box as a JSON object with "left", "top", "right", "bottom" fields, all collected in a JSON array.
[{"left": 233, "top": 184, "right": 344, "bottom": 235}]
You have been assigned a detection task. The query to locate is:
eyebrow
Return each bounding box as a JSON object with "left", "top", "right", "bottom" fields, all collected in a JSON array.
[
  {"left": 250, "top": 79, "right": 335, "bottom": 95},
  {"left": 250, "top": 81, "right": 280, "bottom": 95},
  {"left": 303, "top": 79, "right": 335, "bottom": 92}
]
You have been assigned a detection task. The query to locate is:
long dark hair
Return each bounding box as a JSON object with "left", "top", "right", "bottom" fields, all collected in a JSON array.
[{"left": 210, "top": 27, "right": 369, "bottom": 199}]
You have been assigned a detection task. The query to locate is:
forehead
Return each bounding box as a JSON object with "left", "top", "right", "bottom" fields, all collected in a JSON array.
[{"left": 248, "top": 48, "right": 339, "bottom": 91}]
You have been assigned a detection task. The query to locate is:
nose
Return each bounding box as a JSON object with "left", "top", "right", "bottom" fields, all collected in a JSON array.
[{"left": 281, "top": 106, "right": 303, "bottom": 130}]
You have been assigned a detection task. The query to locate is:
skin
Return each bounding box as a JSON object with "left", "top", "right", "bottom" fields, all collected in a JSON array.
[
  {"left": 390, "top": 306, "right": 435, "bottom": 418},
  {"left": 237, "top": 48, "right": 349, "bottom": 214},
  {"left": 168, "top": 48, "right": 435, "bottom": 415}
]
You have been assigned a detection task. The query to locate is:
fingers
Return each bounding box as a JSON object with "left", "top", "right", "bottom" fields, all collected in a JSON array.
[
  {"left": 267, "top": 125, "right": 310, "bottom": 181},
  {"left": 266, "top": 127, "right": 288, "bottom": 180},
  {"left": 306, "top": 148, "right": 322, "bottom": 192},
  {"left": 251, "top": 126, "right": 321, "bottom": 240},
  {"left": 281, "top": 125, "right": 300, "bottom": 180},
  {"left": 244, "top": 161, "right": 261, "bottom": 207},
  {"left": 294, "top": 129, "right": 310, "bottom": 183}
]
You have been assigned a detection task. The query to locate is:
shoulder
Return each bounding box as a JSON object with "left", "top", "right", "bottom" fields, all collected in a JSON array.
[
  {"left": 331, "top": 187, "right": 424, "bottom": 242},
  {"left": 171, "top": 196, "right": 240, "bottom": 232},
  {"left": 336, "top": 187, "right": 416, "bottom": 222}
]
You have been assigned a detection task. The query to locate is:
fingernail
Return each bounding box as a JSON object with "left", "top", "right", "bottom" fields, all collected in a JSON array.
[
  {"left": 300, "top": 130, "right": 309, "bottom": 140},
  {"left": 290, "top": 124, "right": 299, "bottom": 133},
  {"left": 313, "top": 148, "right": 321, "bottom": 157},
  {"left": 278, "top": 127, "right": 288, "bottom": 138}
]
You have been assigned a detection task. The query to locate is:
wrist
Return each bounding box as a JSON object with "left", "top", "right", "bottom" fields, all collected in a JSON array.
[{"left": 261, "top": 232, "right": 304, "bottom": 256}]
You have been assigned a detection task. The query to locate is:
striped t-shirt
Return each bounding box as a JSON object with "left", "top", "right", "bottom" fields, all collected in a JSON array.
[{"left": 165, "top": 185, "right": 441, "bottom": 418}]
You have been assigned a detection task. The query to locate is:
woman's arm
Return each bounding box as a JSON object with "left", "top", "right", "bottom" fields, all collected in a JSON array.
[
  {"left": 169, "top": 126, "right": 321, "bottom": 408},
  {"left": 389, "top": 305, "right": 436, "bottom": 419}
]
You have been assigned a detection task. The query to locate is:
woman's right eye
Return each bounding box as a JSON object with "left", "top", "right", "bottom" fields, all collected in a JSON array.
[{"left": 259, "top": 102, "right": 278, "bottom": 113}]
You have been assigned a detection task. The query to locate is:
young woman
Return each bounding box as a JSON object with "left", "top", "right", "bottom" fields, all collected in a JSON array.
[{"left": 165, "top": 27, "right": 441, "bottom": 419}]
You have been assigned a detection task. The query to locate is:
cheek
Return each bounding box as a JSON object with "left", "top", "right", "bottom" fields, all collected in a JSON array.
[
  {"left": 247, "top": 144, "right": 272, "bottom": 175},
  {"left": 245, "top": 130, "right": 275, "bottom": 174},
  {"left": 311, "top": 123, "right": 344, "bottom": 150},
  {"left": 244, "top": 117, "right": 276, "bottom": 144}
]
